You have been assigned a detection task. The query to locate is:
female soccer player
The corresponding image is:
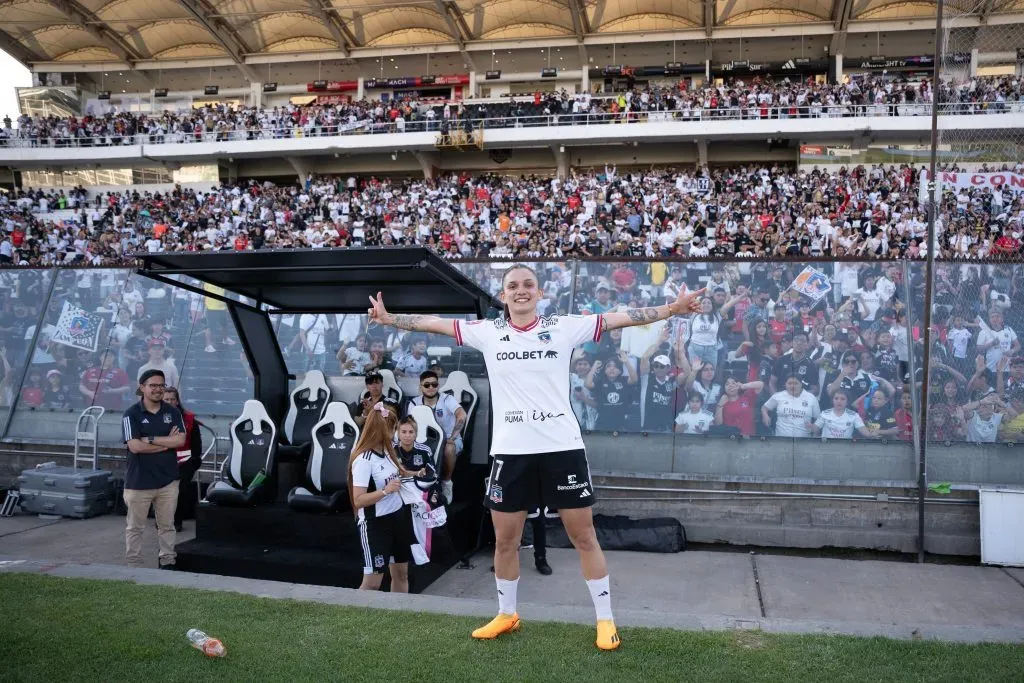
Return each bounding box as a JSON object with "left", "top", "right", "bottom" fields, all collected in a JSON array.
[{"left": 368, "top": 264, "right": 703, "bottom": 650}]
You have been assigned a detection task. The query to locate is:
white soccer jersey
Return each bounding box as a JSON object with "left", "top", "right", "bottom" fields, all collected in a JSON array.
[
  {"left": 410, "top": 393, "right": 461, "bottom": 440},
  {"left": 815, "top": 409, "right": 865, "bottom": 439},
  {"left": 455, "top": 314, "right": 603, "bottom": 455},
  {"left": 350, "top": 450, "right": 403, "bottom": 522},
  {"left": 764, "top": 390, "right": 820, "bottom": 438}
]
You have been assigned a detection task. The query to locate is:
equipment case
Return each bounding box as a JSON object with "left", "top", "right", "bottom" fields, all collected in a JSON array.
[{"left": 18, "top": 463, "right": 115, "bottom": 519}]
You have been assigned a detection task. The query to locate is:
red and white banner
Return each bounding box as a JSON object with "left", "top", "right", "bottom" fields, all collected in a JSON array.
[{"left": 919, "top": 170, "right": 1024, "bottom": 202}]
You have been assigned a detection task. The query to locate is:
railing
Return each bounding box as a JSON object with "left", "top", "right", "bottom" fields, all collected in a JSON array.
[{"left": 1, "top": 102, "right": 1021, "bottom": 149}]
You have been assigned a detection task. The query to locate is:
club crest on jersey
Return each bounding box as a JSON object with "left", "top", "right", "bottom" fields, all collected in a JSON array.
[
  {"left": 537, "top": 331, "right": 552, "bottom": 344},
  {"left": 374, "top": 554, "right": 385, "bottom": 568},
  {"left": 489, "top": 485, "right": 503, "bottom": 503},
  {"left": 163, "top": 413, "right": 173, "bottom": 424}
]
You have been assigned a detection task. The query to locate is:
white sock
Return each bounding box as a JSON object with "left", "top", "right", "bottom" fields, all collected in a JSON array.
[
  {"left": 496, "top": 577, "right": 519, "bottom": 615},
  {"left": 586, "top": 576, "right": 614, "bottom": 621}
]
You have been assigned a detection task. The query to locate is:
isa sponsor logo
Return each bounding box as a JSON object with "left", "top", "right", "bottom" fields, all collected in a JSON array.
[{"left": 489, "top": 485, "right": 503, "bottom": 504}]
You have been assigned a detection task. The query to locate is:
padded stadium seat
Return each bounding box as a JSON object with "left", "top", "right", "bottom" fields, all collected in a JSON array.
[
  {"left": 287, "top": 402, "right": 360, "bottom": 513},
  {"left": 278, "top": 370, "right": 331, "bottom": 463},
  {"left": 285, "top": 370, "right": 332, "bottom": 441},
  {"left": 407, "top": 404, "right": 444, "bottom": 473},
  {"left": 439, "top": 370, "right": 477, "bottom": 439},
  {"left": 361, "top": 368, "right": 403, "bottom": 404},
  {"left": 206, "top": 400, "right": 278, "bottom": 506}
]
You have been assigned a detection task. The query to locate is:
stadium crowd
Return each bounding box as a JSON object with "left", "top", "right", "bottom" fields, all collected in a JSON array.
[
  {"left": 1, "top": 74, "right": 1021, "bottom": 147},
  {"left": 2, "top": 162, "right": 1023, "bottom": 266}
]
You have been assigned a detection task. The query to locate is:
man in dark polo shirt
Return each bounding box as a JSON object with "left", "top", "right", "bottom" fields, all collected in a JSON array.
[{"left": 121, "top": 369, "right": 186, "bottom": 568}]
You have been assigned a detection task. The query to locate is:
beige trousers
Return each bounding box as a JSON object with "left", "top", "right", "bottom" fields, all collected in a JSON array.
[{"left": 124, "top": 480, "right": 179, "bottom": 567}]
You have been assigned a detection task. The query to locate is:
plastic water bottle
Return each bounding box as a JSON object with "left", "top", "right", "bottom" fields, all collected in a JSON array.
[{"left": 186, "top": 629, "right": 227, "bottom": 657}]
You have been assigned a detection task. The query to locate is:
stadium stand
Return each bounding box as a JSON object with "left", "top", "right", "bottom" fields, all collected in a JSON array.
[
  {"left": 1, "top": 75, "right": 1021, "bottom": 148},
  {"left": 3, "top": 162, "right": 1023, "bottom": 266}
]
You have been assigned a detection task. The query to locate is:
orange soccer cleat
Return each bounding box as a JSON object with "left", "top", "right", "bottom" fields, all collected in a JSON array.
[
  {"left": 471, "top": 613, "right": 521, "bottom": 640},
  {"left": 595, "top": 620, "right": 621, "bottom": 651}
]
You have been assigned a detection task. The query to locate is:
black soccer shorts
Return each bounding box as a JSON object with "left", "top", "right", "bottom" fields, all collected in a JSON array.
[
  {"left": 484, "top": 449, "right": 594, "bottom": 513},
  {"left": 359, "top": 508, "right": 413, "bottom": 574}
]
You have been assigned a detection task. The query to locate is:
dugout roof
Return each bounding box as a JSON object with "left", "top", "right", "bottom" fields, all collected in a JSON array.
[{"left": 136, "top": 246, "right": 501, "bottom": 316}]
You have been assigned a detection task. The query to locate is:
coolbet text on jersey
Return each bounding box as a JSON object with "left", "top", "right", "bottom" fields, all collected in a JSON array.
[{"left": 455, "top": 314, "right": 603, "bottom": 455}]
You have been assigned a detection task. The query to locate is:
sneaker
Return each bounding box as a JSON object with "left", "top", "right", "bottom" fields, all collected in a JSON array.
[
  {"left": 159, "top": 562, "right": 177, "bottom": 571},
  {"left": 205, "top": 345, "right": 216, "bottom": 353},
  {"left": 471, "top": 613, "right": 520, "bottom": 640},
  {"left": 442, "top": 480, "right": 453, "bottom": 504},
  {"left": 223, "top": 338, "right": 236, "bottom": 346},
  {"left": 595, "top": 620, "right": 621, "bottom": 651},
  {"left": 535, "top": 558, "right": 552, "bottom": 575}
]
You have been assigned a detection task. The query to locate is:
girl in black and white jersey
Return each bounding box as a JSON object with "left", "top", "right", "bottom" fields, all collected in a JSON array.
[
  {"left": 395, "top": 415, "right": 436, "bottom": 480},
  {"left": 349, "top": 402, "right": 415, "bottom": 592}
]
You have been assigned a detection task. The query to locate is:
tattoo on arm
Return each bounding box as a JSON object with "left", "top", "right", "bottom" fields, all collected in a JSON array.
[
  {"left": 390, "top": 314, "right": 425, "bottom": 330},
  {"left": 626, "top": 307, "right": 663, "bottom": 323}
]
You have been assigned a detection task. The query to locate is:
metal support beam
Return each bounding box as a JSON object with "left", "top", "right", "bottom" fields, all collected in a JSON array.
[
  {"left": 49, "top": 0, "right": 146, "bottom": 62},
  {"left": 46, "top": 0, "right": 153, "bottom": 86},
  {"left": 176, "top": 0, "right": 261, "bottom": 82},
  {"left": 433, "top": 0, "right": 477, "bottom": 71},
  {"left": 704, "top": 0, "right": 715, "bottom": 37},
  {"left": 303, "top": 1, "right": 350, "bottom": 56},
  {"left": 0, "top": 28, "right": 46, "bottom": 65},
  {"left": 567, "top": 0, "right": 590, "bottom": 64},
  {"left": 717, "top": 0, "right": 740, "bottom": 24},
  {"left": 979, "top": 0, "right": 1003, "bottom": 23},
  {"left": 831, "top": 0, "right": 855, "bottom": 56}
]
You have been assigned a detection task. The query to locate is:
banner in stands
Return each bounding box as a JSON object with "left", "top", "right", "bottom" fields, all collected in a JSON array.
[
  {"left": 315, "top": 95, "right": 351, "bottom": 105},
  {"left": 306, "top": 81, "right": 358, "bottom": 93},
  {"left": 786, "top": 267, "right": 833, "bottom": 303},
  {"left": 52, "top": 301, "right": 104, "bottom": 353},
  {"left": 918, "top": 171, "right": 1024, "bottom": 202},
  {"left": 363, "top": 74, "right": 469, "bottom": 89},
  {"left": 676, "top": 177, "right": 711, "bottom": 194}
]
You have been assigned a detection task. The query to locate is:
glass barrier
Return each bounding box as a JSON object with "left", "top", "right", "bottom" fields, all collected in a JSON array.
[
  {"left": 3, "top": 260, "right": 1020, "bottom": 489},
  {"left": 7, "top": 268, "right": 136, "bottom": 443},
  {"left": 924, "top": 262, "right": 1024, "bottom": 486},
  {"left": 569, "top": 260, "right": 917, "bottom": 483},
  {"left": 0, "top": 268, "right": 56, "bottom": 430},
  {"left": 5, "top": 268, "right": 253, "bottom": 444}
]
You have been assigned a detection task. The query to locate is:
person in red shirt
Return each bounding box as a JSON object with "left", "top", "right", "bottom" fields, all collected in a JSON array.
[
  {"left": 79, "top": 351, "right": 131, "bottom": 410},
  {"left": 894, "top": 389, "right": 914, "bottom": 441},
  {"left": 768, "top": 306, "right": 792, "bottom": 344},
  {"left": 234, "top": 232, "right": 249, "bottom": 251},
  {"left": 715, "top": 376, "right": 764, "bottom": 437}
]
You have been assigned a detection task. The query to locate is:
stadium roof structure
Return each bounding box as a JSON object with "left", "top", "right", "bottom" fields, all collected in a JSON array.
[
  {"left": 136, "top": 246, "right": 502, "bottom": 316},
  {"left": 0, "top": 0, "right": 1016, "bottom": 70}
]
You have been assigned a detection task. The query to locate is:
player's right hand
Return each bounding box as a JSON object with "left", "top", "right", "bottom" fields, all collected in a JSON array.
[{"left": 384, "top": 478, "right": 401, "bottom": 494}]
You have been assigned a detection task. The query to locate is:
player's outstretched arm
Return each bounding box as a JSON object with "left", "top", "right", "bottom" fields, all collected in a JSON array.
[
  {"left": 367, "top": 292, "right": 457, "bottom": 337},
  {"left": 602, "top": 287, "right": 705, "bottom": 332}
]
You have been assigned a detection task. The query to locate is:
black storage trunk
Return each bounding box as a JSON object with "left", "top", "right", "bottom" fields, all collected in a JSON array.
[{"left": 17, "top": 464, "right": 115, "bottom": 519}]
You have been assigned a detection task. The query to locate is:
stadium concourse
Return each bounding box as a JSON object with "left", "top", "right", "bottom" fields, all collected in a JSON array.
[{"left": 0, "top": 75, "right": 1021, "bottom": 147}]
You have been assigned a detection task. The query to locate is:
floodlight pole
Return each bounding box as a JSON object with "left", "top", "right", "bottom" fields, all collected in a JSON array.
[{"left": 916, "top": 0, "right": 945, "bottom": 564}]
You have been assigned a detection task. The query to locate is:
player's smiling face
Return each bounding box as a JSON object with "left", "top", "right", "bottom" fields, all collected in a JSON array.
[{"left": 501, "top": 268, "right": 539, "bottom": 318}]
